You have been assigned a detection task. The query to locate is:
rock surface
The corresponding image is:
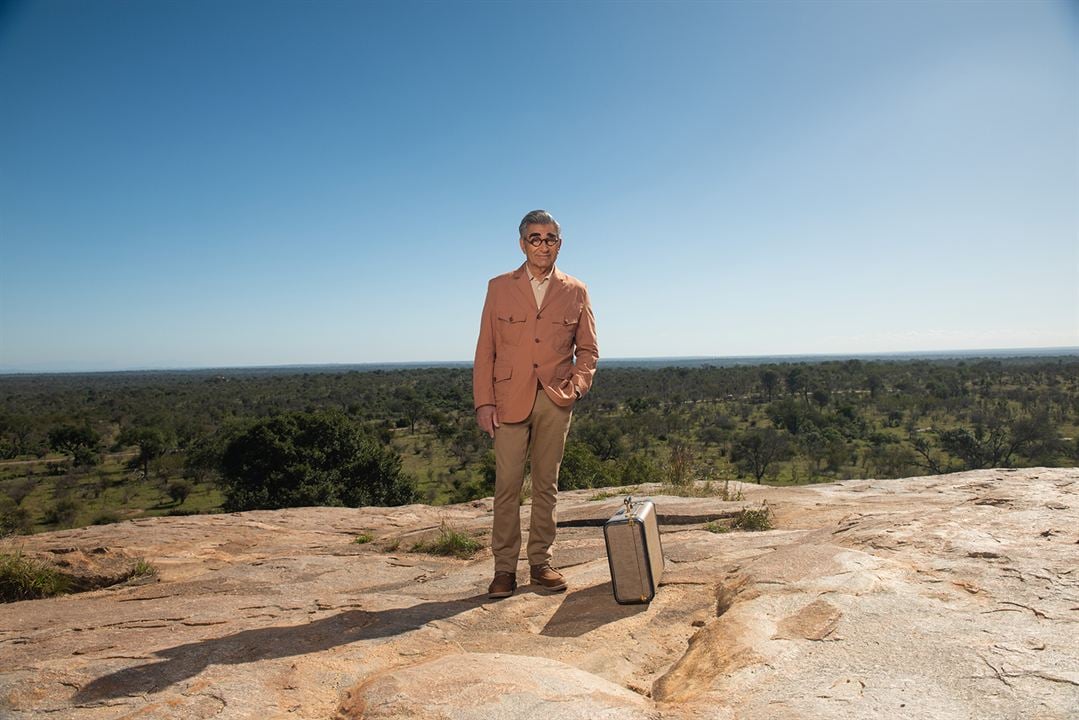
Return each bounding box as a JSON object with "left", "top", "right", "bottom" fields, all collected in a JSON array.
[{"left": 1, "top": 468, "right": 1077, "bottom": 719}]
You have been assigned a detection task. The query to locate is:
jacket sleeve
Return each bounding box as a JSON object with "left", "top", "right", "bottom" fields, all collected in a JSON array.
[
  {"left": 571, "top": 285, "right": 599, "bottom": 397},
  {"left": 472, "top": 280, "right": 497, "bottom": 409}
]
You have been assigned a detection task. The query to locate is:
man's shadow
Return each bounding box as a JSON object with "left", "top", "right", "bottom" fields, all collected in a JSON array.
[
  {"left": 75, "top": 583, "right": 644, "bottom": 704},
  {"left": 74, "top": 594, "right": 489, "bottom": 703}
]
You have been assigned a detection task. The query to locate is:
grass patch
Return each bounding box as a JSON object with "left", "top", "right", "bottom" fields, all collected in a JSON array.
[
  {"left": 410, "top": 523, "right": 483, "bottom": 559},
  {"left": 0, "top": 551, "right": 69, "bottom": 602},
  {"left": 128, "top": 557, "right": 157, "bottom": 579},
  {"left": 589, "top": 487, "right": 637, "bottom": 502},
  {"left": 730, "top": 501, "right": 774, "bottom": 531},
  {"left": 659, "top": 479, "right": 746, "bottom": 500},
  {"left": 353, "top": 533, "right": 374, "bottom": 544},
  {"left": 704, "top": 520, "right": 730, "bottom": 534}
]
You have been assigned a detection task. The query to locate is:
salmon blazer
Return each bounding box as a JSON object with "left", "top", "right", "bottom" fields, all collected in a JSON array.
[{"left": 473, "top": 263, "right": 599, "bottom": 424}]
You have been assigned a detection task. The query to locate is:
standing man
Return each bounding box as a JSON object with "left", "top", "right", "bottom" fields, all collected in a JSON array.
[{"left": 473, "top": 209, "right": 599, "bottom": 599}]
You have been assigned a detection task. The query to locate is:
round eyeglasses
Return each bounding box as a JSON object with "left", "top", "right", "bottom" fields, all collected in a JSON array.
[{"left": 526, "top": 237, "right": 561, "bottom": 248}]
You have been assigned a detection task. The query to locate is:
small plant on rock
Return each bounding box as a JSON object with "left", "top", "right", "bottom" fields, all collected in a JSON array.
[
  {"left": 128, "top": 558, "right": 158, "bottom": 579},
  {"left": 0, "top": 551, "right": 69, "bottom": 602},
  {"left": 410, "top": 522, "right": 483, "bottom": 559},
  {"left": 730, "top": 501, "right": 774, "bottom": 532}
]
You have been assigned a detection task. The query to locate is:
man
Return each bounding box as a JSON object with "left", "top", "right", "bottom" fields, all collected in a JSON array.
[{"left": 473, "top": 209, "right": 599, "bottom": 599}]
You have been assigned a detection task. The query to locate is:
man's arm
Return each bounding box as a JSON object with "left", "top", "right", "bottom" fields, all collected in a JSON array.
[
  {"left": 473, "top": 280, "right": 500, "bottom": 438},
  {"left": 571, "top": 286, "right": 598, "bottom": 397}
]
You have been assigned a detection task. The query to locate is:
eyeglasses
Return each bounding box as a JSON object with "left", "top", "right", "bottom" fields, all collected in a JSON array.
[{"left": 526, "top": 237, "right": 561, "bottom": 248}]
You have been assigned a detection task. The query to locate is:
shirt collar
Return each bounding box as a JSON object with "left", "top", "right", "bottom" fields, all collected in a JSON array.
[{"left": 528, "top": 267, "right": 554, "bottom": 283}]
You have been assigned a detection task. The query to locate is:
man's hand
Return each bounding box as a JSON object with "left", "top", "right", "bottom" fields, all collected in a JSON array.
[{"left": 476, "top": 405, "right": 500, "bottom": 439}]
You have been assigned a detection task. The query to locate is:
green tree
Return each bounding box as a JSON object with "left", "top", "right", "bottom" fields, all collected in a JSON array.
[
  {"left": 118, "top": 427, "right": 170, "bottom": 477},
  {"left": 759, "top": 369, "right": 780, "bottom": 402},
  {"left": 617, "top": 452, "right": 661, "bottom": 485},
  {"left": 558, "top": 441, "right": 610, "bottom": 490},
  {"left": 218, "top": 411, "right": 416, "bottom": 511},
  {"left": 786, "top": 368, "right": 809, "bottom": 408},
  {"left": 47, "top": 424, "right": 99, "bottom": 462},
  {"left": 576, "top": 420, "right": 624, "bottom": 461},
  {"left": 166, "top": 480, "right": 192, "bottom": 505},
  {"left": 732, "top": 428, "right": 790, "bottom": 483}
]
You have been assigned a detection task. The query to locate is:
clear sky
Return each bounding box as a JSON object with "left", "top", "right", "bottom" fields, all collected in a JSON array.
[{"left": 1, "top": 0, "right": 1076, "bottom": 372}]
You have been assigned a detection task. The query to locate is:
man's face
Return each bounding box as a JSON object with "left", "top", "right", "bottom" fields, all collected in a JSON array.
[{"left": 519, "top": 223, "right": 561, "bottom": 276}]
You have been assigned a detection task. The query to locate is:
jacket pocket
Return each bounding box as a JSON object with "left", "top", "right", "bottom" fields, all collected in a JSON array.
[
  {"left": 496, "top": 313, "right": 527, "bottom": 346},
  {"left": 553, "top": 316, "right": 579, "bottom": 353},
  {"left": 494, "top": 363, "right": 513, "bottom": 383}
]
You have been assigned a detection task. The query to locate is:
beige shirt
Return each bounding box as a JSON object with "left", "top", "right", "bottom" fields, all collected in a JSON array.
[{"left": 528, "top": 268, "right": 552, "bottom": 307}]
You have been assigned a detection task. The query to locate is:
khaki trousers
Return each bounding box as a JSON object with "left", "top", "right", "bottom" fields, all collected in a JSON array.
[{"left": 491, "top": 389, "right": 573, "bottom": 573}]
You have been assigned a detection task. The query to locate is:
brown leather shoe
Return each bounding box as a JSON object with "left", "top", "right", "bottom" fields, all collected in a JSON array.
[
  {"left": 530, "top": 564, "right": 567, "bottom": 592},
  {"left": 487, "top": 571, "right": 517, "bottom": 599}
]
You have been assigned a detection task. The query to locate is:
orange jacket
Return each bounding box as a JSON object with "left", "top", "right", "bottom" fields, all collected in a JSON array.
[{"left": 473, "top": 263, "right": 599, "bottom": 423}]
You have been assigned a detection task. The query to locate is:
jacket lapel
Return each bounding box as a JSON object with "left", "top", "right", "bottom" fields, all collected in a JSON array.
[
  {"left": 511, "top": 263, "right": 539, "bottom": 312},
  {"left": 538, "top": 268, "right": 567, "bottom": 315}
]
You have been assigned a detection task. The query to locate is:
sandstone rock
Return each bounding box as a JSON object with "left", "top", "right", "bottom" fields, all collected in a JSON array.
[
  {"left": 335, "top": 652, "right": 656, "bottom": 719},
  {"left": 0, "top": 468, "right": 1076, "bottom": 720}
]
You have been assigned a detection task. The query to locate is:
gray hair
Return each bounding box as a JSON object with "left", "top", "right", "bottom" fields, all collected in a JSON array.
[{"left": 518, "top": 209, "right": 560, "bottom": 238}]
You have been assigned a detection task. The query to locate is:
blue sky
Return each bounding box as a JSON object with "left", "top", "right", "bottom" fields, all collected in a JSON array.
[{"left": 1, "top": 0, "right": 1076, "bottom": 372}]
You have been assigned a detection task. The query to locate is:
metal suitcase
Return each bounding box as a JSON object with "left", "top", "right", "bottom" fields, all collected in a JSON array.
[{"left": 603, "top": 497, "right": 664, "bottom": 604}]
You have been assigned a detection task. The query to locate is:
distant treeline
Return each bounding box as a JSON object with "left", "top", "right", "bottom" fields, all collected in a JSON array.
[{"left": 1, "top": 355, "right": 1077, "bottom": 534}]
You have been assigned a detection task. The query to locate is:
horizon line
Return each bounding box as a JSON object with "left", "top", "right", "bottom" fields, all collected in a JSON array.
[{"left": 2, "top": 345, "right": 1078, "bottom": 377}]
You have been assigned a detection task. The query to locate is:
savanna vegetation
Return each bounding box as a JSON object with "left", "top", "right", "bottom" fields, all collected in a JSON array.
[{"left": 1, "top": 355, "right": 1077, "bottom": 536}]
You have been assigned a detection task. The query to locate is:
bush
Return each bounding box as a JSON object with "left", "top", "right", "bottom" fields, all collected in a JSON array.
[
  {"left": 42, "top": 497, "right": 79, "bottom": 527},
  {"left": 0, "top": 495, "right": 32, "bottom": 536},
  {"left": 730, "top": 501, "right": 774, "bottom": 532},
  {"left": 166, "top": 479, "right": 192, "bottom": 505},
  {"left": 558, "top": 441, "right": 611, "bottom": 490},
  {"left": 617, "top": 452, "right": 661, "bottom": 486},
  {"left": 0, "top": 552, "right": 69, "bottom": 601},
  {"left": 218, "top": 411, "right": 416, "bottom": 511},
  {"left": 91, "top": 510, "right": 123, "bottom": 526}
]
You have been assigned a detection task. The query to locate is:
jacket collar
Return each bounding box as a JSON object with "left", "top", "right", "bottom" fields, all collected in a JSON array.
[{"left": 511, "top": 263, "right": 566, "bottom": 314}]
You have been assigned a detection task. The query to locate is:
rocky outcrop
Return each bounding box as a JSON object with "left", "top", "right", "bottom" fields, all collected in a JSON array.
[{"left": 1, "top": 468, "right": 1076, "bottom": 719}]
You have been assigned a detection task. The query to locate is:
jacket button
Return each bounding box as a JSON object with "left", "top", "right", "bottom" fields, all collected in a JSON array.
[
  {"left": 534, "top": 338, "right": 540, "bottom": 343},
  {"left": 536, "top": 314, "right": 542, "bottom": 319},
  {"left": 533, "top": 363, "right": 538, "bottom": 368}
]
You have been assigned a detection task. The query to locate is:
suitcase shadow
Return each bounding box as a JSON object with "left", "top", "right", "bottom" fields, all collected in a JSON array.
[{"left": 539, "top": 581, "right": 647, "bottom": 637}]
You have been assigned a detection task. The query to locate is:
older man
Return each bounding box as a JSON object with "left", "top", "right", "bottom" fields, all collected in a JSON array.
[{"left": 473, "top": 209, "right": 599, "bottom": 599}]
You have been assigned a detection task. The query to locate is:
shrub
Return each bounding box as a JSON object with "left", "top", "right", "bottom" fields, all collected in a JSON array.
[
  {"left": 166, "top": 479, "right": 192, "bottom": 505},
  {"left": 0, "top": 495, "right": 32, "bottom": 536},
  {"left": 730, "top": 501, "right": 774, "bottom": 531},
  {"left": 354, "top": 533, "right": 374, "bottom": 544},
  {"left": 42, "top": 497, "right": 79, "bottom": 527},
  {"left": 0, "top": 552, "right": 69, "bottom": 601},
  {"left": 666, "top": 441, "right": 694, "bottom": 487},
  {"left": 91, "top": 510, "right": 123, "bottom": 526},
  {"left": 218, "top": 411, "right": 417, "bottom": 511},
  {"left": 558, "top": 441, "right": 611, "bottom": 490},
  {"left": 617, "top": 452, "right": 661, "bottom": 486}
]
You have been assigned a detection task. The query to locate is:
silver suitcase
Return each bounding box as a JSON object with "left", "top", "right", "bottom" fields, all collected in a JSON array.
[{"left": 603, "top": 497, "right": 664, "bottom": 604}]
